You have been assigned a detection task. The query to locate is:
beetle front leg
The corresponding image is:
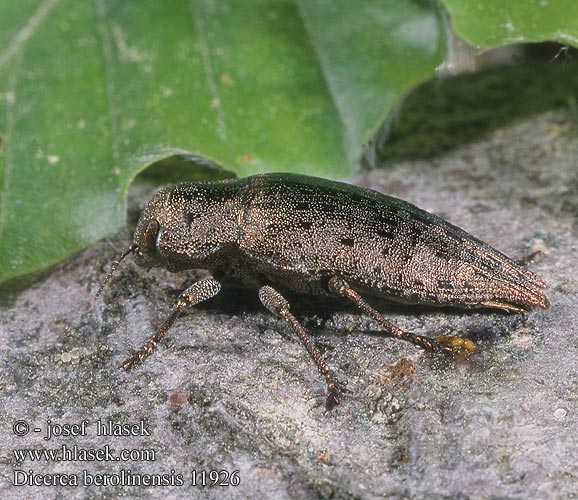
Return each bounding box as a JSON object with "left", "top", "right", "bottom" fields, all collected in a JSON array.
[
  {"left": 327, "top": 277, "right": 475, "bottom": 355},
  {"left": 258, "top": 286, "right": 342, "bottom": 411},
  {"left": 122, "top": 278, "right": 222, "bottom": 370}
]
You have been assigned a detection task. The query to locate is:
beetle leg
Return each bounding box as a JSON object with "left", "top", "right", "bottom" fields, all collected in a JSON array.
[
  {"left": 121, "top": 278, "right": 221, "bottom": 370},
  {"left": 327, "top": 277, "right": 475, "bottom": 356},
  {"left": 258, "top": 285, "right": 342, "bottom": 412}
]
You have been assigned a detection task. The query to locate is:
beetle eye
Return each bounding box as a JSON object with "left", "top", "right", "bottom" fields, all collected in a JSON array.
[{"left": 140, "top": 219, "right": 160, "bottom": 251}]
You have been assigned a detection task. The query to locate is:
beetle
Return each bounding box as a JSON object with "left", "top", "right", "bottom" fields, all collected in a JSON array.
[{"left": 96, "top": 173, "right": 548, "bottom": 410}]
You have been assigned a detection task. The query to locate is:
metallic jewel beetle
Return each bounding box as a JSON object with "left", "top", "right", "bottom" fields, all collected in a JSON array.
[{"left": 96, "top": 173, "right": 548, "bottom": 410}]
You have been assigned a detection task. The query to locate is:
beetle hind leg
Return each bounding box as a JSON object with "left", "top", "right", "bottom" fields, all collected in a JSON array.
[
  {"left": 259, "top": 285, "right": 343, "bottom": 411},
  {"left": 327, "top": 276, "right": 475, "bottom": 356}
]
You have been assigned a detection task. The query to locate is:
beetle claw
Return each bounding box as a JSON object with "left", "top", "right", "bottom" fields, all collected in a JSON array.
[
  {"left": 325, "top": 387, "right": 342, "bottom": 412},
  {"left": 324, "top": 373, "right": 345, "bottom": 412},
  {"left": 433, "top": 335, "right": 476, "bottom": 356}
]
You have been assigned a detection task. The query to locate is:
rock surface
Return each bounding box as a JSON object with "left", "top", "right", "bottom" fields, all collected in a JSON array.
[{"left": 1, "top": 110, "right": 577, "bottom": 499}]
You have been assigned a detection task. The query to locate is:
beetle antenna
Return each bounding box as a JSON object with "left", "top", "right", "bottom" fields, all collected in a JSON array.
[{"left": 95, "top": 243, "right": 138, "bottom": 299}]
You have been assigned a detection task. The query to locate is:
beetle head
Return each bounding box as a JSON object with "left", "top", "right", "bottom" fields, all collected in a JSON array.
[
  {"left": 95, "top": 188, "right": 169, "bottom": 299},
  {"left": 132, "top": 219, "right": 162, "bottom": 268},
  {"left": 130, "top": 187, "right": 171, "bottom": 269}
]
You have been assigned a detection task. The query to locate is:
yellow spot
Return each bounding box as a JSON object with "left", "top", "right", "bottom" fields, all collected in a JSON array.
[{"left": 434, "top": 335, "right": 476, "bottom": 354}]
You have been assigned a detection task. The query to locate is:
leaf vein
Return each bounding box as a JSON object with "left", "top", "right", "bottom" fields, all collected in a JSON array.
[
  {"left": 0, "top": 0, "right": 61, "bottom": 70},
  {"left": 191, "top": 0, "right": 228, "bottom": 143},
  {"left": 294, "top": 0, "right": 354, "bottom": 164},
  {"left": 94, "top": 0, "right": 120, "bottom": 170}
]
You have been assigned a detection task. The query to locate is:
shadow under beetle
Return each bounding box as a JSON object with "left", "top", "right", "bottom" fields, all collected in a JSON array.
[{"left": 96, "top": 173, "right": 548, "bottom": 411}]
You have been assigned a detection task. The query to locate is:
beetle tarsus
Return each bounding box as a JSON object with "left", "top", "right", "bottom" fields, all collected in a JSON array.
[
  {"left": 324, "top": 371, "right": 344, "bottom": 412},
  {"left": 121, "top": 342, "right": 157, "bottom": 371}
]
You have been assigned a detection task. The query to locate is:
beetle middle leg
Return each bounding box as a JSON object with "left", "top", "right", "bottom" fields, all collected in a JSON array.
[
  {"left": 259, "top": 285, "right": 342, "bottom": 411},
  {"left": 121, "top": 278, "right": 221, "bottom": 370},
  {"left": 327, "top": 277, "right": 475, "bottom": 355}
]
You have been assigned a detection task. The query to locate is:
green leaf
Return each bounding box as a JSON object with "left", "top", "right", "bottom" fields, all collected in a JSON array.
[
  {"left": 441, "top": 0, "right": 578, "bottom": 48},
  {"left": 0, "top": 0, "right": 446, "bottom": 286}
]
